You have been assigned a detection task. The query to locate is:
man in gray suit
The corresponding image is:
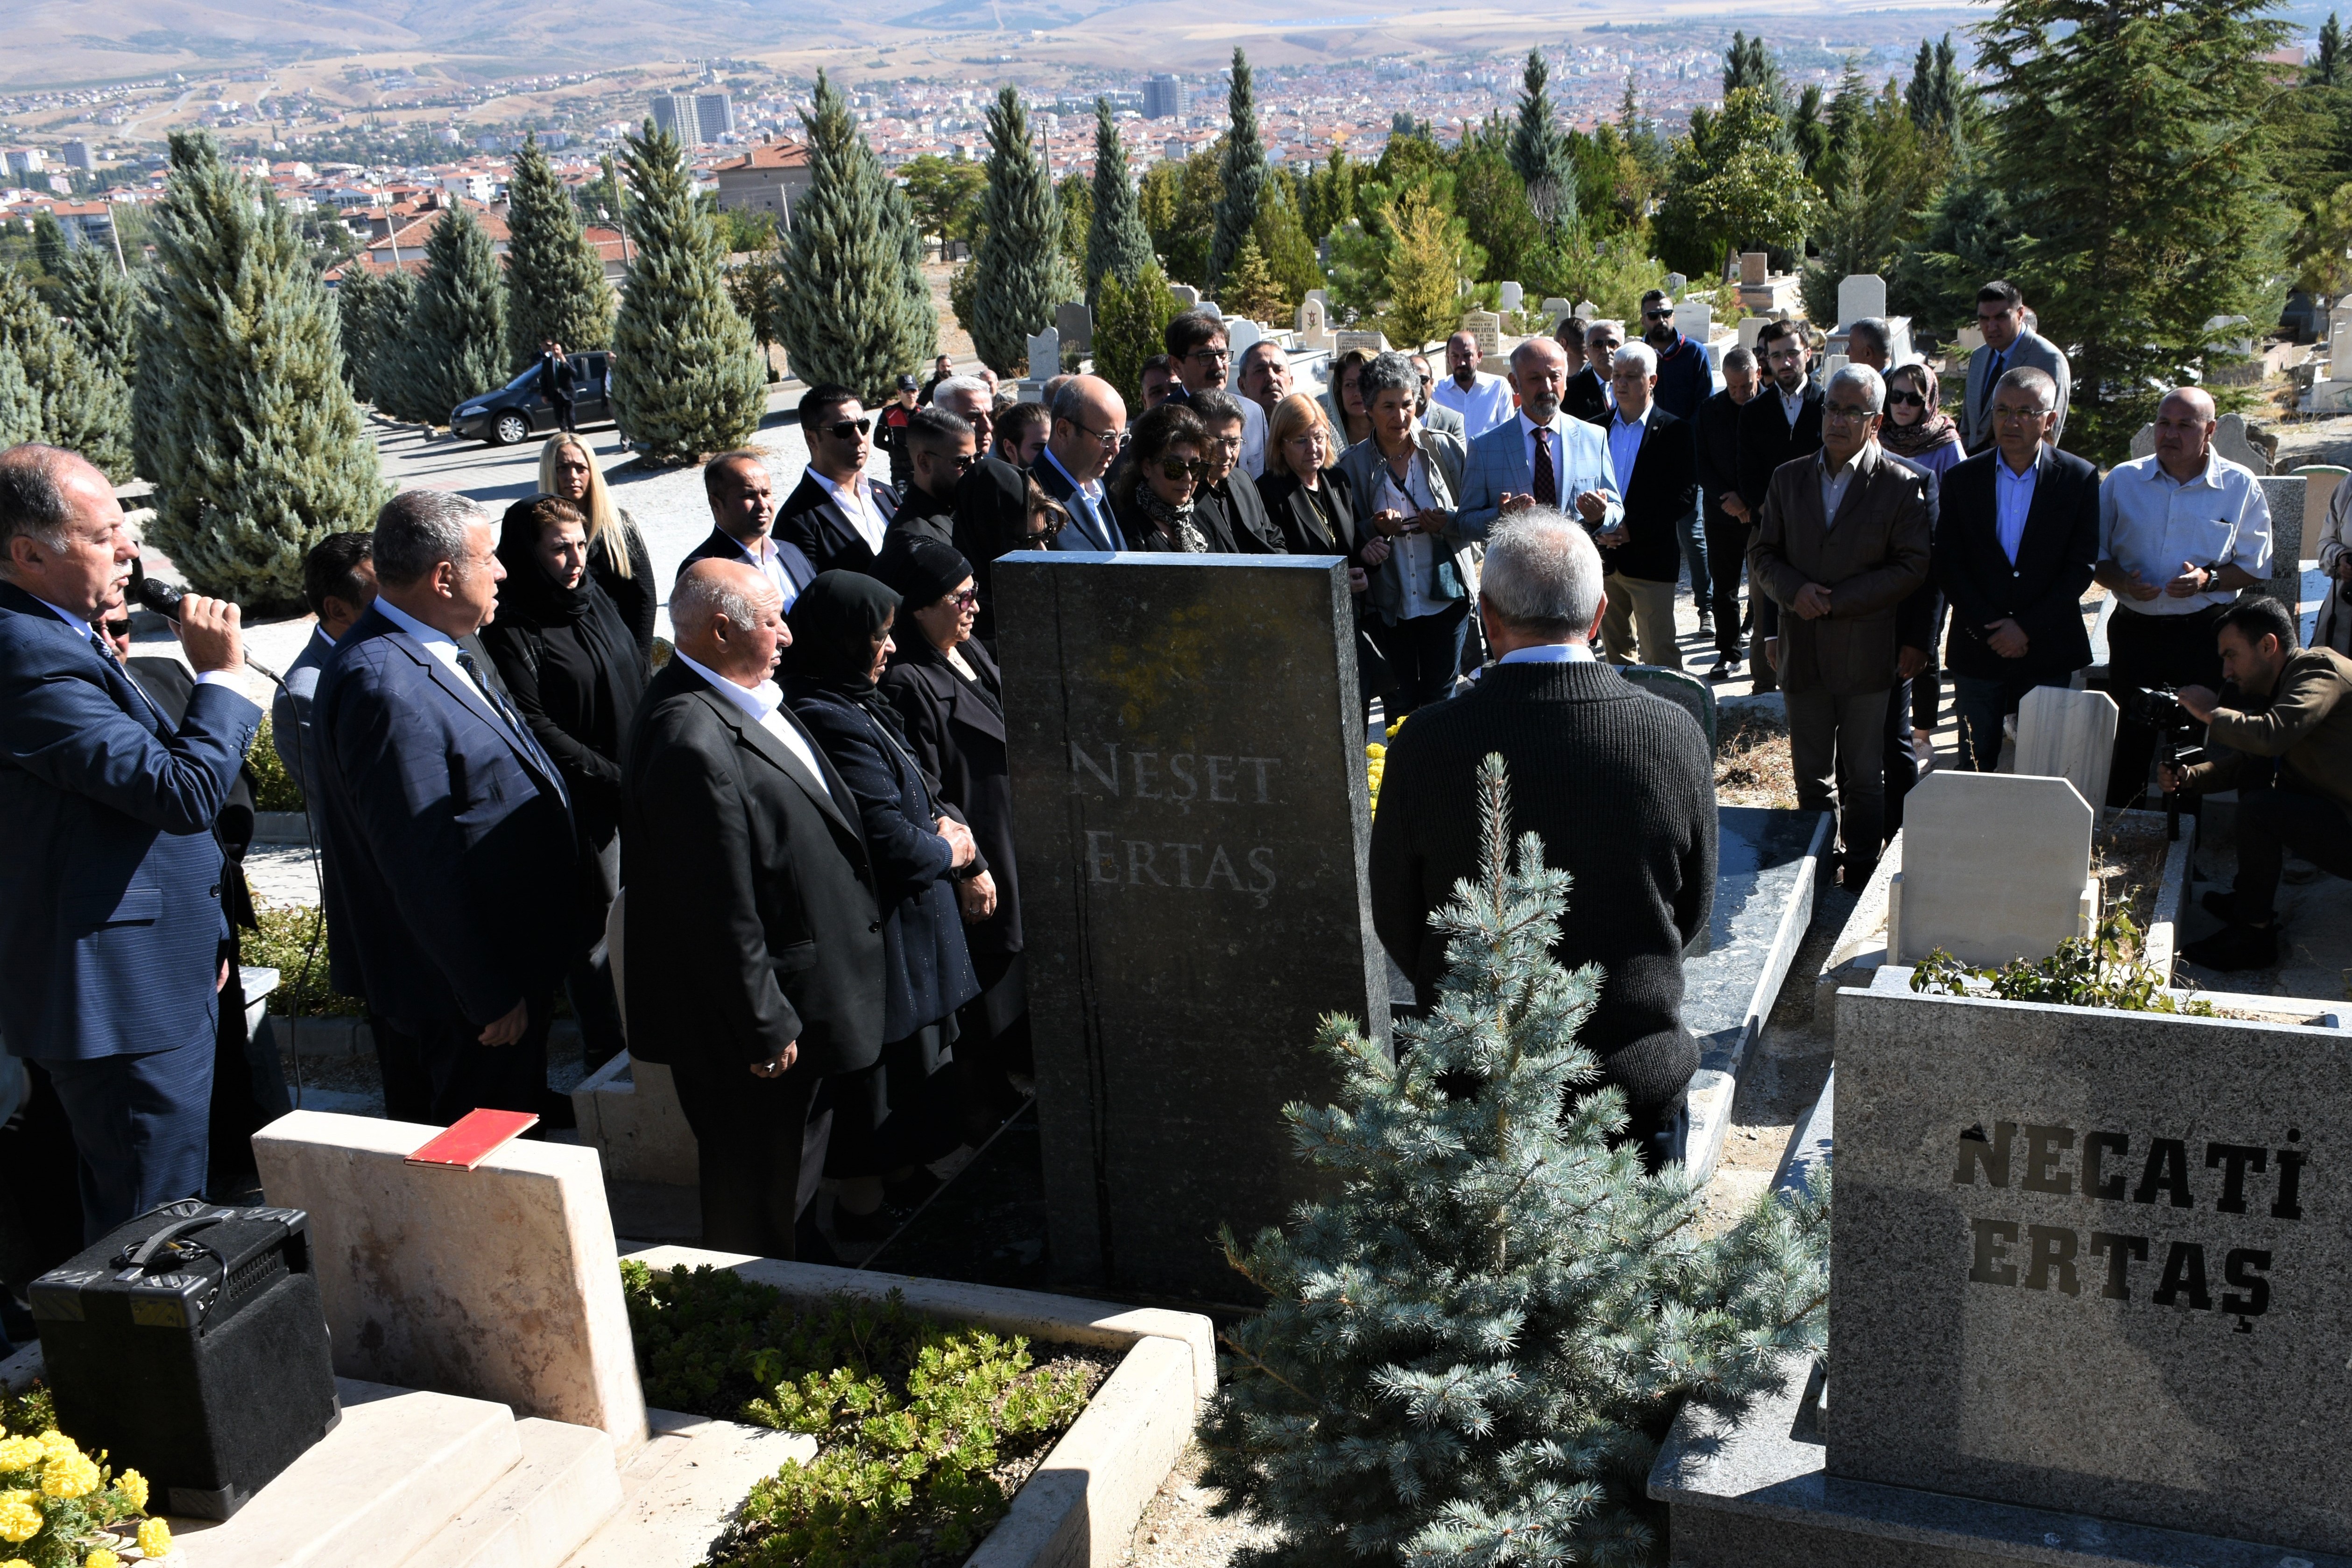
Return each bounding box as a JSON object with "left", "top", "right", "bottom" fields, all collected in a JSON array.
[
  {"left": 1963, "top": 280, "right": 2071, "bottom": 452},
  {"left": 271, "top": 531, "right": 377, "bottom": 796}
]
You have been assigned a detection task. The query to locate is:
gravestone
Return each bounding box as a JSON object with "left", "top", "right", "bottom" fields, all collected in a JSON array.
[
  {"left": 1539, "top": 297, "right": 1573, "bottom": 331},
  {"left": 1664, "top": 271, "right": 1688, "bottom": 294},
  {"left": 995, "top": 553, "right": 1388, "bottom": 1302},
  {"left": 1836, "top": 273, "right": 1887, "bottom": 328},
  {"left": 1054, "top": 300, "right": 1093, "bottom": 353},
  {"left": 1889, "top": 772, "right": 2094, "bottom": 967},
  {"left": 1828, "top": 983, "right": 2352, "bottom": 1553},
  {"left": 2127, "top": 413, "right": 2271, "bottom": 475},
  {"left": 2257, "top": 473, "right": 2304, "bottom": 612},
  {"left": 1459, "top": 308, "right": 1502, "bottom": 359},
  {"left": 1737, "top": 316, "right": 1771, "bottom": 352},
  {"left": 1224, "top": 316, "right": 1262, "bottom": 390},
  {"left": 2013, "top": 686, "right": 2119, "bottom": 811},
  {"left": 1025, "top": 326, "right": 1059, "bottom": 383},
  {"left": 1495, "top": 281, "right": 1524, "bottom": 314},
  {"left": 1672, "top": 301, "right": 1712, "bottom": 343},
  {"left": 1572, "top": 298, "right": 1599, "bottom": 323},
  {"left": 1296, "top": 298, "right": 1331, "bottom": 349},
  {"left": 1739, "top": 253, "right": 1769, "bottom": 286},
  {"left": 1333, "top": 328, "right": 1389, "bottom": 357},
  {"left": 1168, "top": 283, "right": 1201, "bottom": 308}
]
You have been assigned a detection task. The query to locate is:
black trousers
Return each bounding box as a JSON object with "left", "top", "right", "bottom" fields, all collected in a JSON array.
[
  {"left": 1701, "top": 508, "right": 1750, "bottom": 658},
  {"left": 207, "top": 942, "right": 292, "bottom": 1194},
  {"left": 2105, "top": 605, "right": 2225, "bottom": 808},
  {"left": 549, "top": 392, "right": 574, "bottom": 433},
  {"left": 2233, "top": 779, "right": 2352, "bottom": 924},
  {"left": 1366, "top": 599, "right": 1471, "bottom": 716},
  {"left": 373, "top": 996, "right": 552, "bottom": 1127},
  {"left": 671, "top": 1054, "right": 828, "bottom": 1260},
  {"left": 1913, "top": 598, "right": 1949, "bottom": 731},
  {"left": 1883, "top": 674, "right": 1918, "bottom": 846}
]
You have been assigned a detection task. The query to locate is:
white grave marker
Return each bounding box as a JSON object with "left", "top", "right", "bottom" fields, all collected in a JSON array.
[
  {"left": 1889, "top": 773, "right": 2096, "bottom": 968},
  {"left": 2013, "top": 687, "right": 2119, "bottom": 812}
]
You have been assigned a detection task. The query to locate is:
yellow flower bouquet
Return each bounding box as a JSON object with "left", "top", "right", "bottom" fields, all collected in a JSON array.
[{"left": 0, "top": 1388, "right": 169, "bottom": 1564}]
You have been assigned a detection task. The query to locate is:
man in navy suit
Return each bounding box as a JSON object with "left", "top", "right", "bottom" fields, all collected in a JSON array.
[
  {"left": 1032, "top": 376, "right": 1130, "bottom": 551},
  {"left": 271, "top": 531, "right": 377, "bottom": 797},
  {"left": 312, "top": 489, "right": 579, "bottom": 1127},
  {"left": 776, "top": 384, "right": 900, "bottom": 577},
  {"left": 0, "top": 443, "right": 260, "bottom": 1236},
  {"left": 678, "top": 452, "right": 818, "bottom": 611}
]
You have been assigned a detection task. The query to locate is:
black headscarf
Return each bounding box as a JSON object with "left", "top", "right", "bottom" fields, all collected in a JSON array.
[
  {"left": 872, "top": 535, "right": 973, "bottom": 609},
  {"left": 497, "top": 494, "right": 598, "bottom": 625},
  {"left": 789, "top": 570, "right": 901, "bottom": 696}
]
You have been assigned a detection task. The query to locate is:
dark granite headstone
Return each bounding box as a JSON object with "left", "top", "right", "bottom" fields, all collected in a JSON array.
[{"left": 994, "top": 552, "right": 1387, "bottom": 1302}]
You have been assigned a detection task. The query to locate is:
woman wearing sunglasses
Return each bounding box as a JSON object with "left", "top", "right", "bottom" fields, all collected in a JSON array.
[
  {"left": 875, "top": 537, "right": 1028, "bottom": 1142},
  {"left": 1880, "top": 361, "right": 1964, "bottom": 742},
  {"left": 1109, "top": 402, "right": 1215, "bottom": 552}
]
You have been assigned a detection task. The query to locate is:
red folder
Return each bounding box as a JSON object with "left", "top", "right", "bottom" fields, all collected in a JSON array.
[{"left": 405, "top": 1109, "right": 540, "bottom": 1170}]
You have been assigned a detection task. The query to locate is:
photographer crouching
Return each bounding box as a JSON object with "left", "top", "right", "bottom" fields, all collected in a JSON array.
[{"left": 2165, "top": 597, "right": 2352, "bottom": 972}]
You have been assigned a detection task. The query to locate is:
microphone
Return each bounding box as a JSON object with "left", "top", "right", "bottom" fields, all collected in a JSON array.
[{"left": 133, "top": 575, "right": 286, "bottom": 690}]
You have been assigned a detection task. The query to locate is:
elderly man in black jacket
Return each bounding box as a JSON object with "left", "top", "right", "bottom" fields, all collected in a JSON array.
[
  {"left": 1370, "top": 510, "right": 1717, "bottom": 1172},
  {"left": 621, "top": 559, "right": 885, "bottom": 1259},
  {"left": 1592, "top": 340, "right": 1697, "bottom": 668}
]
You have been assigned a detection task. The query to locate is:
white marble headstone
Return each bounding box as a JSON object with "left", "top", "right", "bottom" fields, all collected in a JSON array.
[
  {"left": 1540, "top": 297, "right": 1573, "bottom": 328},
  {"left": 1496, "top": 281, "right": 1524, "bottom": 314},
  {"left": 1572, "top": 299, "right": 1599, "bottom": 322},
  {"left": 1673, "top": 301, "right": 1713, "bottom": 342},
  {"left": 1168, "top": 283, "right": 1201, "bottom": 308},
  {"left": 1333, "top": 328, "right": 1390, "bottom": 356},
  {"left": 1739, "top": 253, "right": 1769, "bottom": 286},
  {"left": 1224, "top": 316, "right": 1263, "bottom": 389},
  {"left": 2013, "top": 687, "right": 2119, "bottom": 813},
  {"left": 1837, "top": 273, "right": 1887, "bottom": 329},
  {"left": 1738, "top": 316, "right": 1771, "bottom": 352},
  {"left": 1026, "top": 326, "right": 1060, "bottom": 382},
  {"left": 1296, "top": 298, "right": 1331, "bottom": 349},
  {"left": 1893, "top": 772, "right": 2095, "bottom": 968},
  {"left": 1460, "top": 309, "right": 1502, "bottom": 358}
]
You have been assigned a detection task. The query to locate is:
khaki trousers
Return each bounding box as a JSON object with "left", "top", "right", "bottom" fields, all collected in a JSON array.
[{"left": 1600, "top": 572, "right": 1682, "bottom": 668}]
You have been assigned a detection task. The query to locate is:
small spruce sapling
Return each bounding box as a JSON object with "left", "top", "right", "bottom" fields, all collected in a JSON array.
[{"left": 1201, "top": 754, "right": 1828, "bottom": 1567}]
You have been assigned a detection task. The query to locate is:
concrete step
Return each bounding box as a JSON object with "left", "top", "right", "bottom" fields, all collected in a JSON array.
[
  {"left": 395, "top": 1416, "right": 622, "bottom": 1568},
  {"left": 176, "top": 1378, "right": 521, "bottom": 1568},
  {"left": 563, "top": 1406, "right": 812, "bottom": 1568}
]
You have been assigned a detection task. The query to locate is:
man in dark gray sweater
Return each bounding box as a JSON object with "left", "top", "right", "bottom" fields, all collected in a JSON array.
[{"left": 1370, "top": 510, "right": 1718, "bottom": 1171}]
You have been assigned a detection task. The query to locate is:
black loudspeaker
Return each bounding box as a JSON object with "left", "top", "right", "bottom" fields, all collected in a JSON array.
[{"left": 29, "top": 1199, "right": 341, "bottom": 1519}]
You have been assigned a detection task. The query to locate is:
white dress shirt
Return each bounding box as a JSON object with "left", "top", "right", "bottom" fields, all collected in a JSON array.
[
  {"left": 1779, "top": 383, "right": 1808, "bottom": 429},
  {"left": 1497, "top": 641, "right": 1596, "bottom": 664},
  {"left": 1514, "top": 409, "right": 1624, "bottom": 530},
  {"left": 1372, "top": 449, "right": 1443, "bottom": 620},
  {"left": 1430, "top": 370, "right": 1517, "bottom": 440},
  {"left": 722, "top": 530, "right": 801, "bottom": 608},
  {"left": 1041, "top": 445, "right": 1115, "bottom": 545},
  {"left": 812, "top": 468, "right": 891, "bottom": 554},
  {"left": 2098, "top": 452, "right": 2274, "bottom": 616},
  {"left": 373, "top": 596, "right": 512, "bottom": 730},
  {"left": 673, "top": 650, "right": 840, "bottom": 807},
  {"left": 1993, "top": 450, "right": 2039, "bottom": 564}
]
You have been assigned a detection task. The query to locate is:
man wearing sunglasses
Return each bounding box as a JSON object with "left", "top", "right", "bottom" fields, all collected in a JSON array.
[
  {"left": 1639, "top": 289, "right": 1715, "bottom": 643},
  {"left": 892, "top": 406, "right": 978, "bottom": 548},
  {"left": 778, "top": 382, "right": 900, "bottom": 577},
  {"left": 1162, "top": 309, "right": 1268, "bottom": 480}
]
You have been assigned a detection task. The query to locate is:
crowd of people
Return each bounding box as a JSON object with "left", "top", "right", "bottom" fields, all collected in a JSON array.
[{"left": 1, "top": 276, "right": 2348, "bottom": 1300}]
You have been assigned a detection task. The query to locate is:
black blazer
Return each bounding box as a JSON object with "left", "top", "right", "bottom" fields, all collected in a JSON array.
[
  {"left": 879, "top": 638, "right": 1019, "bottom": 956},
  {"left": 1694, "top": 387, "right": 1747, "bottom": 530},
  {"left": 1737, "top": 378, "right": 1825, "bottom": 517},
  {"left": 311, "top": 605, "right": 578, "bottom": 1027},
  {"left": 1935, "top": 445, "right": 2102, "bottom": 682},
  {"left": 1257, "top": 467, "right": 1363, "bottom": 558},
  {"left": 620, "top": 658, "right": 884, "bottom": 1076},
  {"left": 889, "top": 483, "right": 959, "bottom": 549},
  {"left": 951, "top": 454, "right": 1041, "bottom": 644},
  {"left": 1031, "top": 451, "right": 1126, "bottom": 551},
  {"left": 1603, "top": 407, "right": 1697, "bottom": 584},
  {"left": 127, "top": 657, "right": 258, "bottom": 932},
  {"left": 1194, "top": 469, "right": 1285, "bottom": 553},
  {"left": 789, "top": 682, "right": 981, "bottom": 1041},
  {"left": 776, "top": 470, "right": 901, "bottom": 578},
  {"left": 1562, "top": 366, "right": 1610, "bottom": 426},
  {"left": 588, "top": 516, "right": 658, "bottom": 658}
]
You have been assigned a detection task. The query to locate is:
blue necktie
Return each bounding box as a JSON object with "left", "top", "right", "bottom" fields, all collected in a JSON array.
[{"left": 92, "top": 633, "right": 171, "bottom": 732}]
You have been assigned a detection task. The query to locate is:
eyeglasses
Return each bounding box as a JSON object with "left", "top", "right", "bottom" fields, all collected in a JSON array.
[
  {"left": 1158, "top": 459, "right": 1212, "bottom": 482},
  {"left": 946, "top": 452, "right": 979, "bottom": 471},
  {"left": 1186, "top": 346, "right": 1231, "bottom": 365},
  {"left": 1822, "top": 403, "right": 1876, "bottom": 423},
  {"left": 101, "top": 619, "right": 132, "bottom": 640},
  {"left": 822, "top": 417, "right": 873, "bottom": 440},
  {"left": 1885, "top": 390, "right": 1927, "bottom": 408},
  {"left": 1063, "top": 417, "right": 1121, "bottom": 448},
  {"left": 1643, "top": 308, "right": 1674, "bottom": 321}
]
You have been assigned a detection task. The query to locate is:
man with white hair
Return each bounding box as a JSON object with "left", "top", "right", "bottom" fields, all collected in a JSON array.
[
  {"left": 1749, "top": 363, "right": 1933, "bottom": 887},
  {"left": 1594, "top": 339, "right": 1696, "bottom": 667},
  {"left": 312, "top": 487, "right": 579, "bottom": 1125},
  {"left": 1370, "top": 509, "right": 1717, "bottom": 1173},
  {"left": 621, "top": 559, "right": 884, "bottom": 1261}
]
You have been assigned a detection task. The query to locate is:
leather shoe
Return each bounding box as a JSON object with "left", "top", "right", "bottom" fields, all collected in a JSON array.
[
  {"left": 2179, "top": 921, "right": 2279, "bottom": 973},
  {"left": 2199, "top": 890, "right": 2271, "bottom": 926}
]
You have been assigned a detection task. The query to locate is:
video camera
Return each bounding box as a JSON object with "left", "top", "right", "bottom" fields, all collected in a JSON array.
[{"left": 2120, "top": 685, "right": 2208, "bottom": 841}]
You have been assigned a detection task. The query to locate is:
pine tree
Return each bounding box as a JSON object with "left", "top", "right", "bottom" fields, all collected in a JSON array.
[
  {"left": 1202, "top": 756, "right": 1829, "bottom": 1566},
  {"left": 1723, "top": 30, "right": 1788, "bottom": 108},
  {"left": 1509, "top": 49, "right": 1579, "bottom": 229},
  {"left": 1055, "top": 170, "right": 1092, "bottom": 281},
  {"left": 504, "top": 133, "right": 614, "bottom": 371},
  {"left": 1085, "top": 97, "right": 1156, "bottom": 305},
  {"left": 776, "top": 71, "right": 934, "bottom": 402},
  {"left": 134, "top": 131, "right": 384, "bottom": 611},
  {"left": 56, "top": 247, "right": 138, "bottom": 384},
  {"left": 1092, "top": 260, "right": 1178, "bottom": 410},
  {"left": 335, "top": 266, "right": 386, "bottom": 398},
  {"left": 29, "top": 214, "right": 71, "bottom": 296},
  {"left": 1250, "top": 178, "right": 1327, "bottom": 312},
  {"left": 1207, "top": 49, "right": 1270, "bottom": 291},
  {"left": 1895, "top": 150, "right": 2028, "bottom": 334},
  {"left": 2316, "top": 13, "right": 2344, "bottom": 85},
  {"left": 1302, "top": 145, "right": 1356, "bottom": 244},
  {"left": 1218, "top": 235, "right": 1287, "bottom": 321},
  {"left": 1931, "top": 35, "right": 1966, "bottom": 138},
  {"left": 1653, "top": 88, "right": 1821, "bottom": 279},
  {"left": 360, "top": 268, "right": 417, "bottom": 413},
  {"left": 609, "top": 119, "right": 768, "bottom": 463},
  {"left": 1981, "top": 0, "right": 2289, "bottom": 460},
  {"left": 889, "top": 177, "right": 938, "bottom": 374},
  {"left": 0, "top": 340, "right": 34, "bottom": 448},
  {"left": 0, "top": 266, "right": 132, "bottom": 481},
  {"left": 1381, "top": 186, "right": 1466, "bottom": 349},
  {"left": 969, "top": 87, "right": 1076, "bottom": 377},
  {"left": 390, "top": 203, "right": 505, "bottom": 425}
]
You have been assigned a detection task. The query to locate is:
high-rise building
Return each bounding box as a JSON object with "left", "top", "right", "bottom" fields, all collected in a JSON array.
[
  {"left": 62, "top": 141, "right": 96, "bottom": 172},
  {"left": 650, "top": 91, "right": 700, "bottom": 147},
  {"left": 1143, "top": 74, "right": 1189, "bottom": 122},
  {"left": 694, "top": 91, "right": 735, "bottom": 144}
]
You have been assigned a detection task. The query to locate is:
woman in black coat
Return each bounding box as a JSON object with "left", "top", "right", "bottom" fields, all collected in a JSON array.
[
  {"left": 874, "top": 537, "right": 1026, "bottom": 1138},
  {"left": 1256, "top": 392, "right": 1395, "bottom": 715},
  {"left": 787, "top": 571, "right": 982, "bottom": 1239},
  {"left": 480, "top": 494, "right": 649, "bottom": 1070}
]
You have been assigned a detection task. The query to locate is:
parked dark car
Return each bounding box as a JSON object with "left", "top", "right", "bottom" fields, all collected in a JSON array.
[{"left": 450, "top": 351, "right": 614, "bottom": 445}]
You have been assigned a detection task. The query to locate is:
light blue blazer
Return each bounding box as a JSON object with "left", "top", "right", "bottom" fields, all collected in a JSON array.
[{"left": 1455, "top": 411, "right": 1625, "bottom": 538}]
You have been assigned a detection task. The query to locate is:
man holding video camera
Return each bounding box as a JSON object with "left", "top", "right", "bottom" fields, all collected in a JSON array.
[
  {"left": 2096, "top": 387, "right": 2272, "bottom": 807},
  {"left": 2164, "top": 597, "right": 2352, "bottom": 971}
]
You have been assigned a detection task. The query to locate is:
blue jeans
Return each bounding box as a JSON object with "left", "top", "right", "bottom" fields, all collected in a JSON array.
[
  {"left": 1951, "top": 672, "right": 2074, "bottom": 774},
  {"left": 1368, "top": 599, "right": 1471, "bottom": 716},
  {"left": 1675, "top": 501, "right": 1710, "bottom": 612}
]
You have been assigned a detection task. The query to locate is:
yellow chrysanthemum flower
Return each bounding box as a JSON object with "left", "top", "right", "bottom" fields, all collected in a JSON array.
[
  {"left": 136, "top": 1517, "right": 173, "bottom": 1557},
  {"left": 0, "top": 1497, "right": 39, "bottom": 1545},
  {"left": 35, "top": 1432, "right": 76, "bottom": 1461},
  {"left": 4, "top": 1556, "right": 32, "bottom": 1568},
  {"left": 42, "top": 1454, "right": 101, "bottom": 1499},
  {"left": 0, "top": 1439, "right": 39, "bottom": 1472},
  {"left": 84, "top": 1550, "right": 120, "bottom": 1568},
  {"left": 115, "top": 1469, "right": 148, "bottom": 1514}
]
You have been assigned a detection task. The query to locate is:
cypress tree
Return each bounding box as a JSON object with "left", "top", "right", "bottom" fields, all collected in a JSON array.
[
  {"left": 609, "top": 119, "right": 767, "bottom": 464},
  {"left": 777, "top": 71, "right": 934, "bottom": 401},
  {"left": 0, "top": 267, "right": 133, "bottom": 481},
  {"left": 335, "top": 267, "right": 384, "bottom": 398},
  {"left": 134, "top": 131, "right": 384, "bottom": 611},
  {"left": 1981, "top": 0, "right": 2289, "bottom": 459},
  {"left": 361, "top": 268, "right": 417, "bottom": 413},
  {"left": 0, "top": 341, "right": 33, "bottom": 448},
  {"left": 1202, "top": 757, "right": 1828, "bottom": 1564},
  {"left": 1092, "top": 260, "right": 1178, "bottom": 410},
  {"left": 392, "top": 202, "right": 505, "bottom": 425},
  {"left": 57, "top": 247, "right": 137, "bottom": 384},
  {"left": 504, "top": 133, "right": 614, "bottom": 371},
  {"left": 970, "top": 87, "right": 1076, "bottom": 377},
  {"left": 1510, "top": 49, "right": 1579, "bottom": 229},
  {"left": 889, "top": 177, "right": 939, "bottom": 374},
  {"left": 1086, "top": 97, "right": 1155, "bottom": 307},
  {"left": 2316, "top": 13, "right": 2344, "bottom": 85},
  {"left": 1250, "top": 179, "right": 1326, "bottom": 312},
  {"left": 1206, "top": 49, "right": 1269, "bottom": 291}
]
